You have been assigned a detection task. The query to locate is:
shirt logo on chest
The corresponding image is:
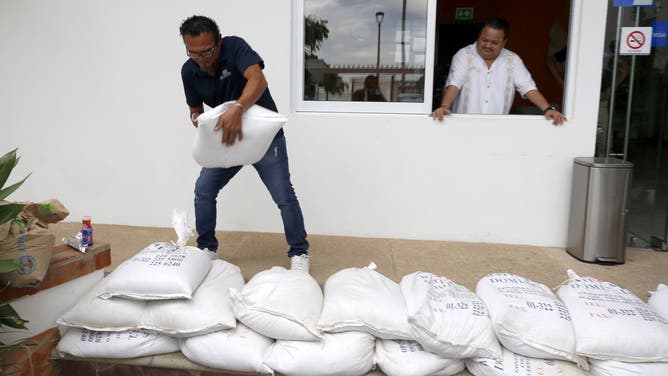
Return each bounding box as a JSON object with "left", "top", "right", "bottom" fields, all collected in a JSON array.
[{"left": 220, "top": 69, "right": 231, "bottom": 80}]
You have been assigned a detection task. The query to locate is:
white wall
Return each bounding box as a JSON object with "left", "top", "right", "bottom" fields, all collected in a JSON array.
[{"left": 0, "top": 0, "right": 608, "bottom": 247}]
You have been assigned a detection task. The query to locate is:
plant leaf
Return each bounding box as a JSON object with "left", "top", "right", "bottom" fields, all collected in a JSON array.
[
  {"left": 0, "top": 149, "right": 18, "bottom": 189},
  {"left": 0, "top": 203, "right": 24, "bottom": 226},
  {"left": 0, "top": 173, "right": 30, "bottom": 201},
  {"left": 0, "top": 301, "right": 29, "bottom": 330},
  {"left": 0, "top": 260, "right": 22, "bottom": 274}
]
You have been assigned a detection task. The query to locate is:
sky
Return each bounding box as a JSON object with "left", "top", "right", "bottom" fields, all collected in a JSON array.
[{"left": 304, "top": 0, "right": 428, "bottom": 67}]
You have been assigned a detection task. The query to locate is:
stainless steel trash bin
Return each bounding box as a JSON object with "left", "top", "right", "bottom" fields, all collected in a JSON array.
[{"left": 566, "top": 157, "right": 633, "bottom": 263}]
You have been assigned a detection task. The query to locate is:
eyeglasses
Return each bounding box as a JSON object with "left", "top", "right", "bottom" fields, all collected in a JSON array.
[{"left": 187, "top": 45, "right": 216, "bottom": 60}]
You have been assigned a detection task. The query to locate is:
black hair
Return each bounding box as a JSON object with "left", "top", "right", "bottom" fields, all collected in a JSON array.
[
  {"left": 482, "top": 18, "right": 510, "bottom": 40},
  {"left": 179, "top": 15, "right": 220, "bottom": 39}
]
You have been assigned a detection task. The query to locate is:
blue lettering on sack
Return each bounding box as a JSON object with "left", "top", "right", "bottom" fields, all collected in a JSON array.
[{"left": 17, "top": 236, "right": 26, "bottom": 252}]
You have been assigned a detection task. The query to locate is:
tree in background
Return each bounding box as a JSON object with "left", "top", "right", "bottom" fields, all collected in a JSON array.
[{"left": 304, "top": 15, "right": 347, "bottom": 100}]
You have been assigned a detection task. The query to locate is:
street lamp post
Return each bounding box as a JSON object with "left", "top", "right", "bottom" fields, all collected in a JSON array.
[{"left": 375, "top": 11, "right": 384, "bottom": 79}]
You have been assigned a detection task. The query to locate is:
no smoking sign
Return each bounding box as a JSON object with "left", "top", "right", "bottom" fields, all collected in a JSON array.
[{"left": 620, "top": 27, "right": 653, "bottom": 55}]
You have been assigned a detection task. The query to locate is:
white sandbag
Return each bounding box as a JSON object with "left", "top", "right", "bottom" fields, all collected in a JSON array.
[
  {"left": 476, "top": 273, "right": 584, "bottom": 366},
  {"left": 231, "top": 266, "right": 322, "bottom": 341},
  {"left": 56, "top": 328, "right": 179, "bottom": 359},
  {"left": 375, "top": 339, "right": 465, "bottom": 376},
  {"left": 98, "top": 242, "right": 211, "bottom": 300},
  {"left": 317, "top": 262, "right": 412, "bottom": 340},
  {"left": 264, "top": 331, "right": 375, "bottom": 376},
  {"left": 589, "top": 359, "right": 668, "bottom": 376},
  {"left": 192, "top": 101, "right": 286, "bottom": 168},
  {"left": 556, "top": 269, "right": 668, "bottom": 362},
  {"left": 648, "top": 283, "right": 668, "bottom": 321},
  {"left": 466, "top": 348, "right": 588, "bottom": 376},
  {"left": 180, "top": 323, "right": 274, "bottom": 374},
  {"left": 56, "top": 277, "right": 146, "bottom": 331},
  {"left": 139, "top": 259, "right": 244, "bottom": 337},
  {"left": 401, "top": 271, "right": 501, "bottom": 359}
]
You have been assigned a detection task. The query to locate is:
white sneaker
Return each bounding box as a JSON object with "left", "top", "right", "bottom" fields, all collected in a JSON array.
[
  {"left": 290, "top": 254, "right": 310, "bottom": 273},
  {"left": 203, "top": 248, "right": 218, "bottom": 260}
]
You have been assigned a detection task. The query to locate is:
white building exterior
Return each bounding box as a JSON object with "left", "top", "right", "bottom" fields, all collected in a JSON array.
[{"left": 0, "top": 0, "right": 609, "bottom": 247}]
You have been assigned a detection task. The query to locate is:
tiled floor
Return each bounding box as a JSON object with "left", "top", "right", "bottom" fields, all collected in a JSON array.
[{"left": 49, "top": 222, "right": 668, "bottom": 376}]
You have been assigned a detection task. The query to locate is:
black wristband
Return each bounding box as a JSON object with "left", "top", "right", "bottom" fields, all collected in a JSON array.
[{"left": 543, "top": 105, "right": 557, "bottom": 114}]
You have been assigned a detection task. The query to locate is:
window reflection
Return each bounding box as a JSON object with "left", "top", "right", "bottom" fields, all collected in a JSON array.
[{"left": 303, "top": 0, "right": 428, "bottom": 102}]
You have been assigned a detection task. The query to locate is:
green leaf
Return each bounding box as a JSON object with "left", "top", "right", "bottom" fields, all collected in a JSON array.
[
  {"left": 0, "top": 260, "right": 22, "bottom": 274},
  {"left": 0, "top": 203, "right": 24, "bottom": 226},
  {"left": 0, "top": 301, "right": 29, "bottom": 330},
  {"left": 38, "top": 203, "right": 54, "bottom": 212},
  {"left": 0, "top": 173, "right": 30, "bottom": 201},
  {"left": 0, "top": 149, "right": 18, "bottom": 189}
]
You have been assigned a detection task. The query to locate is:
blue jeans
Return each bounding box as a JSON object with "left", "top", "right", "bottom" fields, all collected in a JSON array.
[{"left": 194, "top": 134, "right": 309, "bottom": 257}]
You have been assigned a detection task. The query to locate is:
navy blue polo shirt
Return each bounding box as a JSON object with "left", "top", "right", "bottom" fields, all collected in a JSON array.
[{"left": 181, "top": 36, "right": 278, "bottom": 112}]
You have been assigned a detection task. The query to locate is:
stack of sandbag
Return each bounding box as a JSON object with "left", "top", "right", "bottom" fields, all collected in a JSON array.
[
  {"left": 476, "top": 273, "right": 586, "bottom": 368},
  {"left": 58, "top": 258, "right": 242, "bottom": 334},
  {"left": 56, "top": 243, "right": 225, "bottom": 359},
  {"left": 294, "top": 262, "right": 400, "bottom": 375},
  {"left": 556, "top": 270, "right": 668, "bottom": 375},
  {"left": 194, "top": 263, "right": 396, "bottom": 376},
  {"left": 53, "top": 235, "right": 668, "bottom": 376},
  {"left": 183, "top": 264, "right": 341, "bottom": 375},
  {"left": 466, "top": 348, "right": 589, "bottom": 376},
  {"left": 224, "top": 266, "right": 324, "bottom": 374},
  {"left": 139, "top": 259, "right": 242, "bottom": 335},
  {"left": 401, "top": 271, "right": 500, "bottom": 360},
  {"left": 57, "top": 210, "right": 234, "bottom": 360},
  {"left": 229, "top": 265, "right": 376, "bottom": 376},
  {"left": 231, "top": 266, "right": 322, "bottom": 340}
]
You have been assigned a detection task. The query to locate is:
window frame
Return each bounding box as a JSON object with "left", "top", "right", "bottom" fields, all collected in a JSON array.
[
  {"left": 291, "top": 0, "right": 578, "bottom": 117},
  {"left": 291, "top": 0, "right": 437, "bottom": 114}
]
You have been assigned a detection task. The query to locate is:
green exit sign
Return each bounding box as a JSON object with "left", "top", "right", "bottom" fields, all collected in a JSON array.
[{"left": 455, "top": 7, "right": 474, "bottom": 20}]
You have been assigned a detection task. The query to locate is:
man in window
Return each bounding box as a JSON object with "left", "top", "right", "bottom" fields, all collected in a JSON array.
[
  {"left": 431, "top": 18, "right": 566, "bottom": 126},
  {"left": 179, "top": 15, "right": 310, "bottom": 272}
]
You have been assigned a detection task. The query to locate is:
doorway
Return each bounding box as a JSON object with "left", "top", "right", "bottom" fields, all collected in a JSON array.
[
  {"left": 600, "top": 2, "right": 668, "bottom": 251},
  {"left": 432, "top": 22, "right": 482, "bottom": 110}
]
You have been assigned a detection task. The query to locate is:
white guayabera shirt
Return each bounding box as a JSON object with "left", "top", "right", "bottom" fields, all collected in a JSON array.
[{"left": 446, "top": 43, "right": 537, "bottom": 115}]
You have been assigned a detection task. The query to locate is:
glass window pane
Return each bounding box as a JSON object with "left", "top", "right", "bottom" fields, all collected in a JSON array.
[{"left": 304, "top": 0, "right": 429, "bottom": 103}]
